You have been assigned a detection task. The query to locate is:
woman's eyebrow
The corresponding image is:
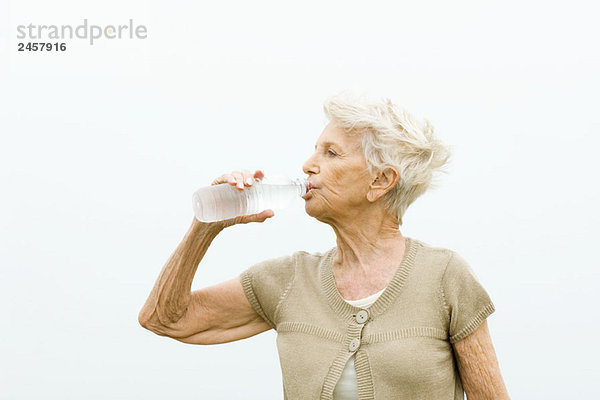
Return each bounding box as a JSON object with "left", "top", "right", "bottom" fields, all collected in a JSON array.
[{"left": 314, "top": 141, "right": 341, "bottom": 150}]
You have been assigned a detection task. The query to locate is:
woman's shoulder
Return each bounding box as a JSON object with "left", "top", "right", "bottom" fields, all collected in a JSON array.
[
  {"left": 410, "top": 238, "right": 483, "bottom": 283},
  {"left": 409, "top": 236, "right": 456, "bottom": 258},
  {"left": 293, "top": 246, "right": 336, "bottom": 259},
  {"left": 408, "top": 237, "right": 462, "bottom": 273},
  {"left": 247, "top": 247, "right": 335, "bottom": 272},
  {"left": 289, "top": 247, "right": 336, "bottom": 269}
]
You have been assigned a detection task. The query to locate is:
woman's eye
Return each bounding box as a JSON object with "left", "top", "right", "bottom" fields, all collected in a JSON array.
[{"left": 327, "top": 150, "right": 336, "bottom": 157}]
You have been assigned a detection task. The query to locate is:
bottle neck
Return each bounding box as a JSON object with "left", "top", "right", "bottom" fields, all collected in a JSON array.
[{"left": 293, "top": 178, "right": 309, "bottom": 197}]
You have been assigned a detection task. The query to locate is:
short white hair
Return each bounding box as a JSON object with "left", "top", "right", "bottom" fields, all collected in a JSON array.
[{"left": 323, "top": 91, "right": 452, "bottom": 226}]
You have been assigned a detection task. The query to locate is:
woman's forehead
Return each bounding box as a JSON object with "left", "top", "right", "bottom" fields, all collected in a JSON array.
[{"left": 315, "top": 122, "right": 361, "bottom": 150}]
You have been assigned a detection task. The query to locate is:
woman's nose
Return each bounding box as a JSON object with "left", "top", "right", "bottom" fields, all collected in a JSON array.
[{"left": 302, "top": 154, "right": 319, "bottom": 175}]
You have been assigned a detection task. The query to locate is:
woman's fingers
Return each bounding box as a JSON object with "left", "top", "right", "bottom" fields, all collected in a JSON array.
[
  {"left": 212, "top": 169, "right": 265, "bottom": 189},
  {"left": 255, "top": 209, "right": 274, "bottom": 222},
  {"left": 236, "top": 209, "right": 275, "bottom": 225},
  {"left": 211, "top": 173, "right": 236, "bottom": 186},
  {"left": 241, "top": 169, "right": 254, "bottom": 187},
  {"left": 211, "top": 175, "right": 225, "bottom": 185},
  {"left": 231, "top": 171, "right": 245, "bottom": 190},
  {"left": 253, "top": 170, "right": 265, "bottom": 181}
]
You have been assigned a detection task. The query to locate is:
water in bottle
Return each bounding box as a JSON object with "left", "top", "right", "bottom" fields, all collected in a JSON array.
[{"left": 192, "top": 175, "right": 309, "bottom": 222}]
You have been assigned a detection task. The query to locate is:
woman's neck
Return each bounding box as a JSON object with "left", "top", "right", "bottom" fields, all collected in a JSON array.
[{"left": 329, "top": 210, "right": 406, "bottom": 276}]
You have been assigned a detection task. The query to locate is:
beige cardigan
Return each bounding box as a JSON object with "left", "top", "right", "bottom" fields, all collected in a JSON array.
[{"left": 240, "top": 237, "right": 495, "bottom": 399}]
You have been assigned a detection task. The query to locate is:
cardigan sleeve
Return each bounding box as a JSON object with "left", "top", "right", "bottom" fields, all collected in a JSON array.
[
  {"left": 239, "top": 252, "right": 297, "bottom": 330},
  {"left": 441, "top": 251, "right": 496, "bottom": 343}
]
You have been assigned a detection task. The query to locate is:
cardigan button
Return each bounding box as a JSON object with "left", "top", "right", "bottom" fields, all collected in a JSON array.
[
  {"left": 355, "top": 310, "right": 369, "bottom": 324},
  {"left": 349, "top": 338, "right": 360, "bottom": 352}
]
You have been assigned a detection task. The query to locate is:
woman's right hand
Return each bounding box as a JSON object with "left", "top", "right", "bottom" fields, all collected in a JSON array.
[{"left": 210, "top": 169, "right": 275, "bottom": 227}]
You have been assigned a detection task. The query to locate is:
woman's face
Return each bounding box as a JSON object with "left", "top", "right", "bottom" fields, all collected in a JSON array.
[{"left": 301, "top": 120, "right": 373, "bottom": 222}]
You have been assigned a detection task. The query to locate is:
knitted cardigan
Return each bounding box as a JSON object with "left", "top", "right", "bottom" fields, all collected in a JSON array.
[{"left": 239, "top": 237, "right": 496, "bottom": 399}]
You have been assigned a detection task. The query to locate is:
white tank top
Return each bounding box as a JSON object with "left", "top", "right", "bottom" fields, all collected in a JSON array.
[{"left": 332, "top": 288, "right": 386, "bottom": 400}]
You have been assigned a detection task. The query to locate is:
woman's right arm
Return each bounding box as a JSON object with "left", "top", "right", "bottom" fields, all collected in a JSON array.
[{"left": 137, "top": 170, "right": 274, "bottom": 344}]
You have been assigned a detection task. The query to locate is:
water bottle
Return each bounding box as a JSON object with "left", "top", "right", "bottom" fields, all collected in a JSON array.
[{"left": 192, "top": 174, "right": 309, "bottom": 222}]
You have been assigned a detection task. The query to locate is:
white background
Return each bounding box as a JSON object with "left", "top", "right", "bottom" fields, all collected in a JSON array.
[{"left": 1, "top": 0, "right": 599, "bottom": 398}]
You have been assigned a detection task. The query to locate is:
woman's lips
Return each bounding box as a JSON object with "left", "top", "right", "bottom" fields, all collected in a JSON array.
[{"left": 302, "top": 185, "right": 318, "bottom": 200}]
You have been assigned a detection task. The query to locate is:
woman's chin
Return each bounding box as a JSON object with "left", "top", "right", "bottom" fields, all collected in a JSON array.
[
  {"left": 304, "top": 201, "right": 320, "bottom": 218},
  {"left": 305, "top": 201, "right": 331, "bottom": 221}
]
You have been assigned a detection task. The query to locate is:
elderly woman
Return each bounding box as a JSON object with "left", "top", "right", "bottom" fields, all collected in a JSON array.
[{"left": 138, "top": 93, "right": 510, "bottom": 400}]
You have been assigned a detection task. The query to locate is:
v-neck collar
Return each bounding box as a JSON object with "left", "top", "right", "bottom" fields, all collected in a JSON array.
[{"left": 320, "top": 237, "right": 419, "bottom": 322}]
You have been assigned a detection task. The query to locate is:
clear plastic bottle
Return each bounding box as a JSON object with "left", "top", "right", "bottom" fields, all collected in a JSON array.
[{"left": 192, "top": 175, "right": 309, "bottom": 222}]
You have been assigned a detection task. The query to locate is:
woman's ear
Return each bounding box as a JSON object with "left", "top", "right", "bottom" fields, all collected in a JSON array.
[{"left": 367, "top": 167, "right": 400, "bottom": 202}]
